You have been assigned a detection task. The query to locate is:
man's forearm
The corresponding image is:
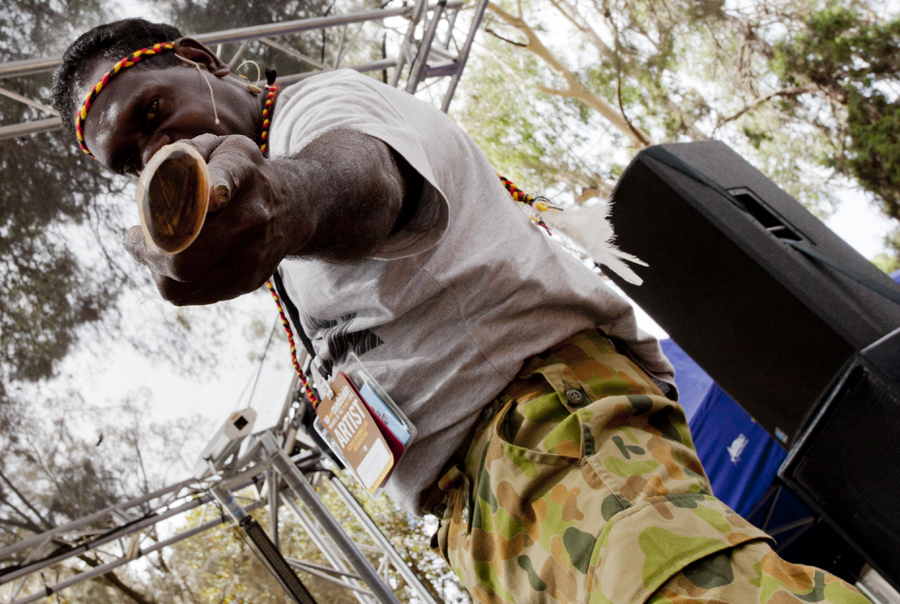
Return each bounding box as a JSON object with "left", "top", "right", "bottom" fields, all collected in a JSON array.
[{"left": 274, "top": 128, "right": 409, "bottom": 263}]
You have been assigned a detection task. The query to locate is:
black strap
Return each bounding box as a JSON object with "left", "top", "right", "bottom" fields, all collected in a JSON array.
[
  {"left": 271, "top": 270, "right": 317, "bottom": 359},
  {"left": 784, "top": 240, "right": 900, "bottom": 305},
  {"left": 643, "top": 146, "right": 900, "bottom": 307}
]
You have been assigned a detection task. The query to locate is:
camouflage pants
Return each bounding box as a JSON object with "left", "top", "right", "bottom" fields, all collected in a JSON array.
[{"left": 427, "top": 330, "right": 870, "bottom": 604}]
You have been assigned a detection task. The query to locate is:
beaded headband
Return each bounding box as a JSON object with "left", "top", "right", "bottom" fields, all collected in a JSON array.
[{"left": 75, "top": 42, "right": 176, "bottom": 157}]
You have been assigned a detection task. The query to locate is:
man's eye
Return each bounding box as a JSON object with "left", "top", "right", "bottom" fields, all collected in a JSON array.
[
  {"left": 122, "top": 155, "right": 138, "bottom": 176},
  {"left": 146, "top": 98, "right": 159, "bottom": 127}
]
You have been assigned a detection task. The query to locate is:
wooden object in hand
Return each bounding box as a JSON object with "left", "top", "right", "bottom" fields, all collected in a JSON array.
[{"left": 136, "top": 142, "right": 210, "bottom": 255}]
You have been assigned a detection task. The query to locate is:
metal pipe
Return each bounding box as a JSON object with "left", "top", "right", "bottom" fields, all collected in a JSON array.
[
  {"left": 333, "top": 24, "right": 349, "bottom": 69},
  {"left": 285, "top": 558, "right": 363, "bottom": 580},
  {"left": 285, "top": 559, "right": 373, "bottom": 593},
  {"left": 0, "top": 87, "right": 58, "bottom": 116},
  {"left": 228, "top": 40, "right": 252, "bottom": 69},
  {"left": 260, "top": 433, "right": 400, "bottom": 604},
  {"left": 260, "top": 38, "right": 329, "bottom": 70},
  {"left": 276, "top": 58, "right": 397, "bottom": 85},
  {"left": 0, "top": 464, "right": 273, "bottom": 585},
  {"left": 390, "top": 0, "right": 429, "bottom": 87},
  {"left": 0, "top": 494, "right": 206, "bottom": 585},
  {"left": 196, "top": 7, "right": 411, "bottom": 45},
  {"left": 269, "top": 469, "right": 280, "bottom": 550},
  {"left": 441, "top": 0, "right": 489, "bottom": 112},
  {"left": 0, "top": 117, "right": 62, "bottom": 141},
  {"left": 0, "top": 57, "right": 58, "bottom": 79},
  {"left": 0, "top": 477, "right": 196, "bottom": 560},
  {"left": 406, "top": 0, "right": 447, "bottom": 93},
  {"left": 0, "top": 5, "right": 412, "bottom": 80},
  {"left": 279, "top": 482, "right": 373, "bottom": 604},
  {"left": 7, "top": 499, "right": 266, "bottom": 604},
  {"left": 326, "top": 476, "right": 440, "bottom": 604}
]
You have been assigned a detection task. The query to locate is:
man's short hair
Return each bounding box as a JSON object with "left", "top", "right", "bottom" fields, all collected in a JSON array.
[{"left": 52, "top": 19, "right": 183, "bottom": 136}]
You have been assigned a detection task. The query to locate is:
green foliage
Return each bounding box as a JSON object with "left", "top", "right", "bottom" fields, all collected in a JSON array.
[
  {"left": 458, "top": 0, "right": 846, "bottom": 212},
  {"left": 772, "top": 5, "right": 900, "bottom": 225},
  {"left": 845, "top": 90, "right": 900, "bottom": 219},
  {"left": 453, "top": 42, "right": 614, "bottom": 198}
]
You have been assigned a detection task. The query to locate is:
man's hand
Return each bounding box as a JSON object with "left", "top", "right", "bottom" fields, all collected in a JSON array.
[
  {"left": 124, "top": 129, "right": 410, "bottom": 306},
  {"left": 124, "top": 133, "right": 308, "bottom": 306}
]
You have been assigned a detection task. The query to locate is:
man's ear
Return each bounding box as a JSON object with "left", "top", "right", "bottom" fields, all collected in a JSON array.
[{"left": 173, "top": 38, "right": 230, "bottom": 77}]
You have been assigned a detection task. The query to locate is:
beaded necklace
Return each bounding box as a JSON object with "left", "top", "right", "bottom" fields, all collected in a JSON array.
[{"left": 256, "top": 78, "right": 323, "bottom": 408}]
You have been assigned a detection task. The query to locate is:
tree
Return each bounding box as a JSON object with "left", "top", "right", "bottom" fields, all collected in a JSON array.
[
  {"left": 453, "top": 0, "right": 900, "bottom": 265},
  {"left": 771, "top": 5, "right": 900, "bottom": 252},
  {"left": 0, "top": 389, "right": 208, "bottom": 603},
  {"left": 0, "top": 0, "right": 126, "bottom": 410}
]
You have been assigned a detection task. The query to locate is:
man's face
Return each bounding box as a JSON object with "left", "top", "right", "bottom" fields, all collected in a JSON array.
[{"left": 77, "top": 59, "right": 258, "bottom": 176}]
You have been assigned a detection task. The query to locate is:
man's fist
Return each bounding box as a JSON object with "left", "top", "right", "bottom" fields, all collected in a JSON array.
[{"left": 124, "top": 133, "right": 302, "bottom": 306}]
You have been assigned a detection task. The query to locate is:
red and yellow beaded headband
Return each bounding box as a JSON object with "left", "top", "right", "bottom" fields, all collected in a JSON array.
[{"left": 75, "top": 41, "right": 176, "bottom": 158}]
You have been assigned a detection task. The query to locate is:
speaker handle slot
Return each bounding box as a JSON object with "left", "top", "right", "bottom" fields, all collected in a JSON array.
[{"left": 727, "top": 187, "right": 806, "bottom": 243}]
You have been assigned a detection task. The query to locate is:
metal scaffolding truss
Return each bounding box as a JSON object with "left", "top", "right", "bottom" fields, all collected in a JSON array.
[
  {"left": 0, "top": 416, "right": 442, "bottom": 604},
  {"left": 0, "top": 0, "right": 488, "bottom": 141}
]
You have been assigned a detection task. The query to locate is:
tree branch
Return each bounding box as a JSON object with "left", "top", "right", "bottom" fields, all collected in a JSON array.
[
  {"left": 547, "top": 0, "right": 617, "bottom": 62},
  {"left": 0, "top": 468, "right": 53, "bottom": 530},
  {"left": 717, "top": 84, "right": 816, "bottom": 127},
  {"left": 486, "top": 1, "right": 651, "bottom": 147},
  {"left": 78, "top": 554, "right": 159, "bottom": 604},
  {"left": 616, "top": 79, "right": 651, "bottom": 147},
  {"left": 484, "top": 27, "right": 527, "bottom": 47},
  {"left": 0, "top": 515, "right": 44, "bottom": 533}
]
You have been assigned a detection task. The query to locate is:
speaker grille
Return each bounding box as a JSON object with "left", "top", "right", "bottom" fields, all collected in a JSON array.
[{"left": 786, "top": 365, "right": 900, "bottom": 586}]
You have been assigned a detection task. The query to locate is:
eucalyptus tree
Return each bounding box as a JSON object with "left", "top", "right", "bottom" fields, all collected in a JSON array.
[{"left": 455, "top": 0, "right": 900, "bottom": 266}]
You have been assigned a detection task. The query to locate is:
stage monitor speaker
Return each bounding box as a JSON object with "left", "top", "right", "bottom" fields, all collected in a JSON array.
[
  {"left": 607, "top": 141, "right": 900, "bottom": 446},
  {"left": 779, "top": 328, "right": 900, "bottom": 592}
]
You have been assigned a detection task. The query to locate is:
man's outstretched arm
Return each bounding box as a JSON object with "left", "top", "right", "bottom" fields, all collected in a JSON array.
[{"left": 124, "top": 129, "right": 421, "bottom": 306}]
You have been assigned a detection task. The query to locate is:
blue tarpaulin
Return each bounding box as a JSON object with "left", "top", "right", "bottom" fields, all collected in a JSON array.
[{"left": 660, "top": 339, "right": 786, "bottom": 516}]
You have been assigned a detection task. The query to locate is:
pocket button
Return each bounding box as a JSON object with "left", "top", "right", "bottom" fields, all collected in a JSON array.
[{"left": 565, "top": 389, "right": 585, "bottom": 406}]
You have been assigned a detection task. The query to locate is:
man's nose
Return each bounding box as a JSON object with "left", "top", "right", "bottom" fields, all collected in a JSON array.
[{"left": 140, "top": 134, "right": 174, "bottom": 169}]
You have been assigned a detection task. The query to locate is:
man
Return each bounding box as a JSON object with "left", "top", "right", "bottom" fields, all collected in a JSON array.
[{"left": 53, "top": 19, "right": 870, "bottom": 604}]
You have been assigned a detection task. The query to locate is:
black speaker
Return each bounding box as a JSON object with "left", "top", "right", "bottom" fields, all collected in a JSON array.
[
  {"left": 780, "top": 328, "right": 900, "bottom": 591},
  {"left": 608, "top": 141, "right": 900, "bottom": 446}
]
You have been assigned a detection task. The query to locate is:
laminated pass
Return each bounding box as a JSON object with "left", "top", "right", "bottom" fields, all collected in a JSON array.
[{"left": 316, "top": 372, "right": 411, "bottom": 494}]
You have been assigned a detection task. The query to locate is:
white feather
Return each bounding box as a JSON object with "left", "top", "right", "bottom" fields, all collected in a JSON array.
[{"left": 533, "top": 198, "right": 648, "bottom": 286}]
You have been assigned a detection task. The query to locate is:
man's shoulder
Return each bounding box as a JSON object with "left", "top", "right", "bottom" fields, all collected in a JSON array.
[{"left": 279, "top": 69, "right": 389, "bottom": 103}]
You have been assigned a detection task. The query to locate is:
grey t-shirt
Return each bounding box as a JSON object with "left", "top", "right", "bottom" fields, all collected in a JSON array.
[{"left": 269, "top": 69, "right": 675, "bottom": 514}]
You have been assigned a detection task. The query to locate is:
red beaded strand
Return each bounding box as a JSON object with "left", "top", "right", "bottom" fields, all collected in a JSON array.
[
  {"left": 259, "top": 83, "right": 278, "bottom": 155},
  {"left": 265, "top": 280, "right": 320, "bottom": 407},
  {"left": 256, "top": 84, "right": 323, "bottom": 407}
]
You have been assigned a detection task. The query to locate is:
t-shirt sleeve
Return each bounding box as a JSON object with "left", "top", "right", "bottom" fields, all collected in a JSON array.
[{"left": 269, "top": 70, "right": 450, "bottom": 259}]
